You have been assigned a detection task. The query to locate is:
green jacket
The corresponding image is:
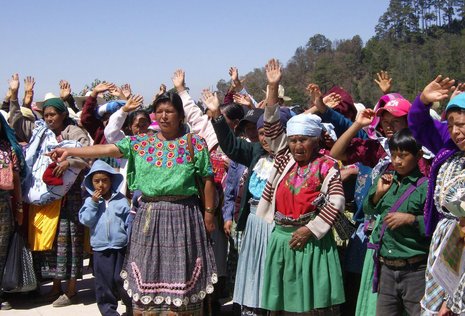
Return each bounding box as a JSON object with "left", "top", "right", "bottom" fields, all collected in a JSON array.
[
  {"left": 363, "top": 168, "right": 430, "bottom": 259},
  {"left": 212, "top": 115, "right": 267, "bottom": 231}
]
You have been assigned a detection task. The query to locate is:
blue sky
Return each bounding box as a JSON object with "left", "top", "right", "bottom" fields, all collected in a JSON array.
[{"left": 0, "top": 0, "right": 389, "bottom": 103}]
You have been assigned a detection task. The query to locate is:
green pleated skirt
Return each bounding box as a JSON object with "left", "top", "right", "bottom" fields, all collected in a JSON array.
[{"left": 262, "top": 225, "right": 345, "bottom": 313}]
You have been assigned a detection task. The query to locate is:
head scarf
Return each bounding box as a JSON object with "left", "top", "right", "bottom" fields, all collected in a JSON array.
[
  {"left": 43, "top": 98, "right": 67, "bottom": 113},
  {"left": 323, "top": 86, "right": 357, "bottom": 121},
  {"left": 286, "top": 113, "right": 322, "bottom": 137}
]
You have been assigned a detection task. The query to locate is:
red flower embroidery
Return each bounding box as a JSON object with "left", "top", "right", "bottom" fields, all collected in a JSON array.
[
  {"left": 147, "top": 156, "right": 154, "bottom": 163},
  {"left": 167, "top": 152, "right": 175, "bottom": 159},
  {"left": 167, "top": 161, "right": 173, "bottom": 168},
  {"left": 148, "top": 147, "right": 155, "bottom": 154},
  {"left": 155, "top": 160, "right": 163, "bottom": 167}
]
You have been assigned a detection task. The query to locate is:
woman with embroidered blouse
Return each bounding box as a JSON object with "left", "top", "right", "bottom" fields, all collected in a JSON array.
[
  {"left": 256, "top": 59, "right": 345, "bottom": 315},
  {"left": 49, "top": 92, "right": 217, "bottom": 316}
]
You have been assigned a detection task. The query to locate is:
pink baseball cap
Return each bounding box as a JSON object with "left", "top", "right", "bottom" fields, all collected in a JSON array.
[{"left": 376, "top": 98, "right": 411, "bottom": 117}]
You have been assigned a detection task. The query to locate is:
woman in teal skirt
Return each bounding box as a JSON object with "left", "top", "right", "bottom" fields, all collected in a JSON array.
[{"left": 256, "top": 59, "right": 345, "bottom": 315}]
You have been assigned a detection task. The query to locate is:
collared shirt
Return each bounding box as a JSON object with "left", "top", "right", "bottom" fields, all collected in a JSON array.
[{"left": 363, "top": 168, "right": 430, "bottom": 259}]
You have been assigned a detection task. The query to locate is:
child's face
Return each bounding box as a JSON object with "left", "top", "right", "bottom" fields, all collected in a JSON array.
[
  {"left": 92, "top": 172, "right": 112, "bottom": 198},
  {"left": 390, "top": 150, "right": 419, "bottom": 176}
]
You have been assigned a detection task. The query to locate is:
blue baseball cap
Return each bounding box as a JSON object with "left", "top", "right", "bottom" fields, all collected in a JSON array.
[{"left": 446, "top": 93, "right": 465, "bottom": 112}]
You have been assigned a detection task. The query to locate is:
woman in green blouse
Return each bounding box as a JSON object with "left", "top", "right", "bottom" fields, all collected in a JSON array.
[{"left": 49, "top": 92, "right": 217, "bottom": 316}]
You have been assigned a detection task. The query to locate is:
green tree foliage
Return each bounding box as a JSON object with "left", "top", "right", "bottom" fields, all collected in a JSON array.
[{"left": 216, "top": 0, "right": 465, "bottom": 109}]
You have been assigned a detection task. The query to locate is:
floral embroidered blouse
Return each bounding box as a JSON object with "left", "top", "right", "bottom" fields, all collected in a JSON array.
[
  {"left": 115, "top": 133, "right": 213, "bottom": 197},
  {"left": 275, "top": 154, "right": 336, "bottom": 219}
]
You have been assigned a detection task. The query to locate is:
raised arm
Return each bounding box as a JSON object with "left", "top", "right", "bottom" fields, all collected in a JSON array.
[
  {"left": 202, "top": 89, "right": 256, "bottom": 164},
  {"left": 59, "top": 80, "right": 79, "bottom": 113},
  {"left": 172, "top": 69, "right": 218, "bottom": 151},
  {"left": 307, "top": 83, "right": 367, "bottom": 139},
  {"left": 408, "top": 75, "right": 455, "bottom": 154},
  {"left": 263, "top": 59, "right": 288, "bottom": 155},
  {"left": 80, "top": 82, "right": 115, "bottom": 143},
  {"left": 330, "top": 108, "right": 375, "bottom": 161},
  {"left": 104, "top": 95, "right": 143, "bottom": 143},
  {"left": 8, "top": 73, "right": 35, "bottom": 142}
]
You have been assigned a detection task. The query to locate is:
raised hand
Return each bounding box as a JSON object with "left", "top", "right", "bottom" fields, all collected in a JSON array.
[
  {"left": 122, "top": 95, "right": 144, "bottom": 113},
  {"left": 265, "top": 59, "right": 282, "bottom": 85},
  {"left": 323, "top": 92, "right": 342, "bottom": 108},
  {"left": 59, "top": 80, "right": 72, "bottom": 100},
  {"left": 92, "top": 82, "right": 116, "bottom": 97},
  {"left": 451, "top": 83, "right": 465, "bottom": 100},
  {"left": 201, "top": 89, "right": 221, "bottom": 118},
  {"left": 8, "top": 73, "right": 20, "bottom": 93},
  {"left": 121, "top": 84, "right": 132, "bottom": 99},
  {"left": 24, "top": 76, "right": 35, "bottom": 93},
  {"left": 306, "top": 83, "right": 328, "bottom": 113},
  {"left": 420, "top": 75, "right": 456, "bottom": 105},
  {"left": 153, "top": 84, "right": 167, "bottom": 101},
  {"left": 229, "top": 67, "right": 239, "bottom": 82},
  {"left": 306, "top": 83, "right": 322, "bottom": 101},
  {"left": 374, "top": 70, "right": 392, "bottom": 94},
  {"left": 229, "top": 67, "right": 243, "bottom": 92},
  {"left": 172, "top": 69, "right": 186, "bottom": 93},
  {"left": 233, "top": 93, "right": 253, "bottom": 109},
  {"left": 355, "top": 108, "right": 376, "bottom": 127},
  {"left": 109, "top": 85, "right": 124, "bottom": 99},
  {"left": 23, "top": 76, "right": 35, "bottom": 106}
]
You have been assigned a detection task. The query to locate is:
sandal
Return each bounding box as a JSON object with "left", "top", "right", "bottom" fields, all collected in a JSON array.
[{"left": 52, "top": 293, "right": 77, "bottom": 307}]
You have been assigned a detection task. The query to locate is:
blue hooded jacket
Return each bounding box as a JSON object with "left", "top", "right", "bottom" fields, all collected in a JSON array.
[{"left": 79, "top": 160, "right": 129, "bottom": 251}]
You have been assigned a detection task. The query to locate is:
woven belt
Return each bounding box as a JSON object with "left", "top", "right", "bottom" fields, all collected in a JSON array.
[
  {"left": 141, "top": 195, "right": 191, "bottom": 202},
  {"left": 379, "top": 255, "right": 427, "bottom": 269}
]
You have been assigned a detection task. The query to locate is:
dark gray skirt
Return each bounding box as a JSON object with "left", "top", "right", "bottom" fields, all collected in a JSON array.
[{"left": 121, "top": 196, "right": 217, "bottom": 311}]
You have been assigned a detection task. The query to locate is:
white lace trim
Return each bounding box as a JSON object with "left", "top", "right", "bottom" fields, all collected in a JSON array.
[{"left": 120, "top": 270, "right": 218, "bottom": 306}]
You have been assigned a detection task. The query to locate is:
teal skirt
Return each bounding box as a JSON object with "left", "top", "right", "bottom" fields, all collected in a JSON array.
[{"left": 262, "top": 225, "right": 345, "bottom": 313}]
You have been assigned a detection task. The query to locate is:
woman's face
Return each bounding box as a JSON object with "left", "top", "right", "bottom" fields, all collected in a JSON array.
[
  {"left": 447, "top": 110, "right": 465, "bottom": 151},
  {"left": 257, "top": 128, "right": 270, "bottom": 153},
  {"left": 130, "top": 114, "right": 150, "bottom": 135},
  {"left": 379, "top": 112, "right": 407, "bottom": 139},
  {"left": 44, "top": 107, "right": 66, "bottom": 132},
  {"left": 288, "top": 135, "right": 319, "bottom": 164},
  {"left": 154, "top": 102, "right": 183, "bottom": 135}
]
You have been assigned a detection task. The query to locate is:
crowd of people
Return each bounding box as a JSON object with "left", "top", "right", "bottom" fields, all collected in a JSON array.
[{"left": 0, "top": 58, "right": 465, "bottom": 316}]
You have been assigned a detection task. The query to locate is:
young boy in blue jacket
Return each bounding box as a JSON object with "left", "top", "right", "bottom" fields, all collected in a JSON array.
[{"left": 79, "top": 160, "right": 131, "bottom": 316}]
